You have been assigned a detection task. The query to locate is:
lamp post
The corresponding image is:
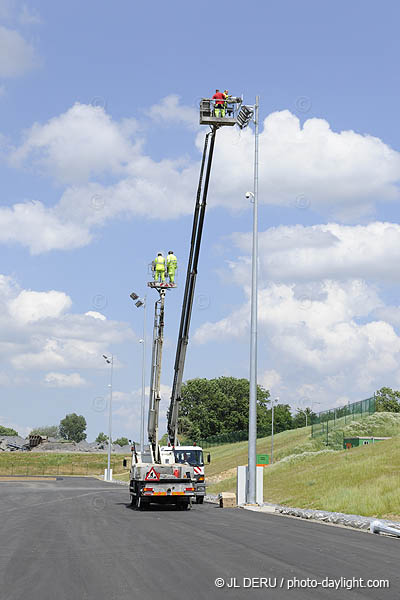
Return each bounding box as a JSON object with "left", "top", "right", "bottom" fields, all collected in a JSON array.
[
  {"left": 130, "top": 292, "right": 147, "bottom": 452},
  {"left": 102, "top": 353, "right": 113, "bottom": 481},
  {"left": 271, "top": 397, "right": 279, "bottom": 464},
  {"left": 246, "top": 95, "right": 259, "bottom": 504}
]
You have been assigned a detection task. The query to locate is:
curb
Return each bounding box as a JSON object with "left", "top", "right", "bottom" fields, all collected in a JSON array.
[{"left": 243, "top": 502, "right": 400, "bottom": 534}]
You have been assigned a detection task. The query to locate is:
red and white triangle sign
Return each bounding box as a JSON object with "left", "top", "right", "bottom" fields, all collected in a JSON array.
[{"left": 145, "top": 467, "right": 160, "bottom": 481}]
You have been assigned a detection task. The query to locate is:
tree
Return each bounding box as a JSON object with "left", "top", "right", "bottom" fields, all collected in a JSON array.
[
  {"left": 0, "top": 425, "right": 18, "bottom": 436},
  {"left": 59, "top": 413, "right": 87, "bottom": 442},
  {"left": 95, "top": 432, "right": 108, "bottom": 443},
  {"left": 178, "top": 377, "right": 271, "bottom": 441},
  {"left": 375, "top": 387, "right": 400, "bottom": 412},
  {"left": 30, "top": 425, "right": 59, "bottom": 438},
  {"left": 113, "top": 437, "right": 129, "bottom": 447},
  {"left": 292, "top": 408, "right": 317, "bottom": 428}
]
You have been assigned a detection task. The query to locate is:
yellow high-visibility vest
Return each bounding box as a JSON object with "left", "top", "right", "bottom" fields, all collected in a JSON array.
[
  {"left": 167, "top": 254, "right": 177, "bottom": 268},
  {"left": 155, "top": 255, "right": 165, "bottom": 267}
]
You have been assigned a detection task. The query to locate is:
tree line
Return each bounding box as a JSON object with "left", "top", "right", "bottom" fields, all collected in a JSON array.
[{"left": 2, "top": 383, "right": 399, "bottom": 443}]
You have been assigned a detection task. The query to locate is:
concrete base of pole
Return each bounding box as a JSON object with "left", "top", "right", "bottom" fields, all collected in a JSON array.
[
  {"left": 237, "top": 465, "right": 263, "bottom": 505},
  {"left": 104, "top": 468, "right": 113, "bottom": 482}
]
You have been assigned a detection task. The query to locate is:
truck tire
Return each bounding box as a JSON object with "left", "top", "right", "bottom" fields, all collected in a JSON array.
[{"left": 196, "top": 496, "right": 204, "bottom": 505}]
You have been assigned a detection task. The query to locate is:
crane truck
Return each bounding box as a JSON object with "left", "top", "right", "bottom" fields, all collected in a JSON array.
[{"left": 127, "top": 95, "right": 246, "bottom": 509}]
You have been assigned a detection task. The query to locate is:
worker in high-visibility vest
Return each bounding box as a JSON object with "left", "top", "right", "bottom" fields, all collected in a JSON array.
[
  {"left": 212, "top": 89, "right": 226, "bottom": 118},
  {"left": 224, "top": 90, "right": 233, "bottom": 117},
  {"left": 154, "top": 252, "right": 166, "bottom": 283},
  {"left": 167, "top": 251, "right": 177, "bottom": 283}
]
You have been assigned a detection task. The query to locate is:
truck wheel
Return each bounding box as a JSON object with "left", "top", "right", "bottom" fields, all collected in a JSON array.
[
  {"left": 130, "top": 494, "right": 136, "bottom": 507},
  {"left": 196, "top": 496, "right": 204, "bottom": 505}
]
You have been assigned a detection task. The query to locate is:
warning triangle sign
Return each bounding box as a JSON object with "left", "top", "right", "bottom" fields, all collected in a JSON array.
[{"left": 145, "top": 467, "right": 160, "bottom": 481}]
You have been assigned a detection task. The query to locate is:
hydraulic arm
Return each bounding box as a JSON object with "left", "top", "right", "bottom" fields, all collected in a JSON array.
[
  {"left": 148, "top": 288, "right": 166, "bottom": 461},
  {"left": 168, "top": 127, "right": 217, "bottom": 446}
]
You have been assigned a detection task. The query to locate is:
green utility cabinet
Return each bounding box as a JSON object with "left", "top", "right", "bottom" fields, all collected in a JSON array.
[{"left": 343, "top": 436, "right": 391, "bottom": 449}]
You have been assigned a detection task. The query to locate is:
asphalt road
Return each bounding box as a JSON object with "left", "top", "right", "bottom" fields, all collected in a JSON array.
[{"left": 0, "top": 477, "right": 398, "bottom": 600}]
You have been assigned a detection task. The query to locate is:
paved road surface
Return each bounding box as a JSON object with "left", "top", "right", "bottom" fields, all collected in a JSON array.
[{"left": 0, "top": 477, "right": 398, "bottom": 600}]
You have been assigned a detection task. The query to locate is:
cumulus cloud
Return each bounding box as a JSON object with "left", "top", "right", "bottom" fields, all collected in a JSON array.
[
  {"left": 44, "top": 372, "right": 87, "bottom": 388},
  {"left": 194, "top": 278, "right": 400, "bottom": 408},
  {"left": 0, "top": 201, "right": 92, "bottom": 254},
  {"left": 10, "top": 103, "right": 136, "bottom": 184},
  {"left": 0, "top": 25, "right": 37, "bottom": 77},
  {"left": 3, "top": 103, "right": 400, "bottom": 253},
  {"left": 9, "top": 289, "right": 72, "bottom": 324},
  {"left": 209, "top": 110, "right": 400, "bottom": 220},
  {"left": 147, "top": 94, "right": 198, "bottom": 130},
  {"left": 0, "top": 274, "right": 134, "bottom": 371},
  {"left": 230, "top": 222, "right": 400, "bottom": 284}
]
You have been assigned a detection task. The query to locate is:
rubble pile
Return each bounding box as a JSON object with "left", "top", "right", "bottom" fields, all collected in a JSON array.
[{"left": 0, "top": 436, "right": 131, "bottom": 454}]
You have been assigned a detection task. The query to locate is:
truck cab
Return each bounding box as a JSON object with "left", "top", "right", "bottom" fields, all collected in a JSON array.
[{"left": 161, "top": 445, "right": 207, "bottom": 504}]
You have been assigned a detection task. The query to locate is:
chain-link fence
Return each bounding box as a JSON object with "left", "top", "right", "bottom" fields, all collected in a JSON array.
[
  {"left": 311, "top": 396, "right": 376, "bottom": 444},
  {"left": 197, "top": 427, "right": 273, "bottom": 449}
]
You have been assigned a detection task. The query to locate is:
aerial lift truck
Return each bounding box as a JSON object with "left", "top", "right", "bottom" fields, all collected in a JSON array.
[
  {"left": 127, "top": 95, "right": 251, "bottom": 508},
  {"left": 165, "top": 95, "right": 248, "bottom": 503}
]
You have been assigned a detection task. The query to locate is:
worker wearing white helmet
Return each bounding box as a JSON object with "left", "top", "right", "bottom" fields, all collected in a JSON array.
[
  {"left": 154, "top": 252, "right": 166, "bottom": 283},
  {"left": 167, "top": 251, "right": 177, "bottom": 283}
]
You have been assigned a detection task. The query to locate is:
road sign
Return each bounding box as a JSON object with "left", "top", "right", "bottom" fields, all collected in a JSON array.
[
  {"left": 256, "top": 454, "right": 269, "bottom": 466},
  {"left": 145, "top": 467, "right": 160, "bottom": 480}
]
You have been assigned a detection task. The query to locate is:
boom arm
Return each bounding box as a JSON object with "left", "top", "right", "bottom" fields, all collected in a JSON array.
[
  {"left": 148, "top": 289, "right": 166, "bottom": 461},
  {"left": 168, "top": 128, "right": 217, "bottom": 445}
]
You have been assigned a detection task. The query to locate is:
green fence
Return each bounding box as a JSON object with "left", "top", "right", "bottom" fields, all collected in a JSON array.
[
  {"left": 197, "top": 427, "right": 272, "bottom": 449},
  {"left": 311, "top": 396, "right": 376, "bottom": 444}
]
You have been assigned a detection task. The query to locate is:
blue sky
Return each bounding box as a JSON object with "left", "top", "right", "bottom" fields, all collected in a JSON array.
[{"left": 1, "top": 0, "right": 400, "bottom": 441}]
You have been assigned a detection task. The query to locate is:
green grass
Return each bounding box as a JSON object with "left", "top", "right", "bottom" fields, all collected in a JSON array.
[
  {"left": 205, "top": 413, "right": 400, "bottom": 519},
  {"left": 0, "top": 452, "right": 130, "bottom": 477}
]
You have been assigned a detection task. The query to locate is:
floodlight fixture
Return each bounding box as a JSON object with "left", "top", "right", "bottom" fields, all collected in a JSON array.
[
  {"left": 237, "top": 105, "right": 254, "bottom": 129},
  {"left": 130, "top": 292, "right": 139, "bottom": 301},
  {"left": 135, "top": 299, "right": 144, "bottom": 308}
]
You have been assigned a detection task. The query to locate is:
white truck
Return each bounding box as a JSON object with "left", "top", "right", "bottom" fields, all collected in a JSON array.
[{"left": 161, "top": 445, "right": 209, "bottom": 504}]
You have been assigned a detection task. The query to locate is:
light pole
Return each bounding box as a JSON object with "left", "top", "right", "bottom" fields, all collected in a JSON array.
[
  {"left": 246, "top": 95, "right": 259, "bottom": 504},
  {"left": 271, "top": 397, "right": 279, "bottom": 464},
  {"left": 102, "top": 353, "right": 113, "bottom": 481},
  {"left": 130, "top": 292, "right": 147, "bottom": 452}
]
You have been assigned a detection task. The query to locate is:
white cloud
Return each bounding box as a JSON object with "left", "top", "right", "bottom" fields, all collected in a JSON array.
[
  {"left": 9, "top": 289, "right": 72, "bottom": 324},
  {"left": 194, "top": 279, "right": 400, "bottom": 409},
  {"left": 0, "top": 274, "right": 134, "bottom": 371},
  {"left": 0, "top": 25, "right": 37, "bottom": 77},
  {"left": 10, "top": 103, "right": 135, "bottom": 184},
  {"left": 3, "top": 103, "right": 400, "bottom": 253},
  {"left": 207, "top": 110, "right": 400, "bottom": 220},
  {"left": 44, "top": 372, "right": 87, "bottom": 388},
  {"left": 147, "top": 94, "right": 198, "bottom": 129},
  {"left": 259, "top": 369, "right": 281, "bottom": 391},
  {"left": 0, "top": 200, "right": 92, "bottom": 254},
  {"left": 231, "top": 222, "right": 400, "bottom": 284},
  {"left": 85, "top": 311, "right": 106, "bottom": 320}
]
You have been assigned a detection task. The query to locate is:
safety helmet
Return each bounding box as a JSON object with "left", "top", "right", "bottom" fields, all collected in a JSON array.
[
  {"left": 158, "top": 252, "right": 162, "bottom": 256},
  {"left": 168, "top": 251, "right": 173, "bottom": 254}
]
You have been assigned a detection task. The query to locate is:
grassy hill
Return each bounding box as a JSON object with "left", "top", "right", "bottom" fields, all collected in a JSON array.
[
  {"left": 0, "top": 452, "right": 128, "bottom": 477},
  {"left": 206, "top": 412, "right": 400, "bottom": 519}
]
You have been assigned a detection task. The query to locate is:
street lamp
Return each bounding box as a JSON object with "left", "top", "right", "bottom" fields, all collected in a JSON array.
[
  {"left": 271, "top": 397, "right": 279, "bottom": 464},
  {"left": 245, "top": 95, "right": 260, "bottom": 504},
  {"left": 130, "top": 291, "right": 147, "bottom": 453},
  {"left": 102, "top": 353, "right": 113, "bottom": 481}
]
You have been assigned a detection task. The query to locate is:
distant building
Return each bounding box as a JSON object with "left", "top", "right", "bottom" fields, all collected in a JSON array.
[{"left": 343, "top": 436, "right": 391, "bottom": 449}]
